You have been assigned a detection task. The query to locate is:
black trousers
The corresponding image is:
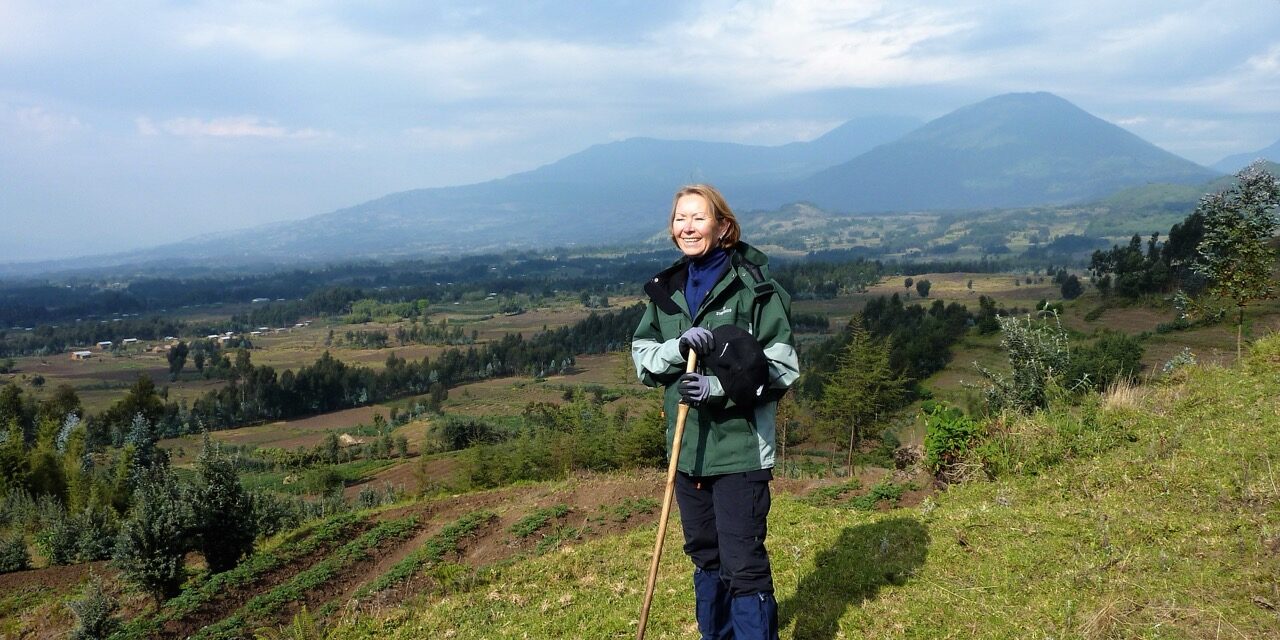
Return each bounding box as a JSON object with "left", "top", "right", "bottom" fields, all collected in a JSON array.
[{"left": 674, "top": 468, "right": 774, "bottom": 596}]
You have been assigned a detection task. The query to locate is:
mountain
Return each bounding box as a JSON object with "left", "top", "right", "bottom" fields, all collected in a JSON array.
[
  {"left": 796, "top": 92, "right": 1220, "bottom": 213},
  {"left": 1, "top": 93, "right": 1231, "bottom": 273},
  {"left": 1213, "top": 138, "right": 1280, "bottom": 173},
  {"left": 126, "top": 116, "right": 923, "bottom": 264}
]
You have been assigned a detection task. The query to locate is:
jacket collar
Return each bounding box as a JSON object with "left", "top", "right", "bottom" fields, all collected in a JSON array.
[{"left": 644, "top": 242, "right": 765, "bottom": 319}]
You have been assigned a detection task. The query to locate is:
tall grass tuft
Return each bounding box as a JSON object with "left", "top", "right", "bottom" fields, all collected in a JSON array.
[{"left": 1101, "top": 377, "right": 1140, "bottom": 411}]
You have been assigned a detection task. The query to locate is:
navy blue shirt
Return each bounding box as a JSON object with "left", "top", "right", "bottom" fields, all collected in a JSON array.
[{"left": 684, "top": 248, "right": 729, "bottom": 316}]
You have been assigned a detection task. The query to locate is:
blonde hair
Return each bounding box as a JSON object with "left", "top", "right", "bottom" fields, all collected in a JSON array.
[{"left": 668, "top": 184, "right": 741, "bottom": 251}]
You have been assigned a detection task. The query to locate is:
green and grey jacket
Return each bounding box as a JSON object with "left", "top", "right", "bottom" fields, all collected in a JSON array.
[{"left": 631, "top": 242, "right": 800, "bottom": 477}]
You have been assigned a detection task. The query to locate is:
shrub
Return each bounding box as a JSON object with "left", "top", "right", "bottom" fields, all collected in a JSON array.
[
  {"left": 0, "top": 531, "right": 30, "bottom": 573},
  {"left": 0, "top": 489, "right": 37, "bottom": 531},
  {"left": 975, "top": 314, "right": 1070, "bottom": 413},
  {"left": 250, "top": 491, "right": 303, "bottom": 539},
  {"left": 356, "top": 486, "right": 380, "bottom": 510},
  {"left": 1161, "top": 348, "right": 1197, "bottom": 375},
  {"left": 75, "top": 503, "right": 120, "bottom": 562},
  {"left": 849, "top": 481, "right": 910, "bottom": 510},
  {"left": 923, "top": 404, "right": 984, "bottom": 476},
  {"left": 1065, "top": 331, "right": 1144, "bottom": 392},
  {"left": 35, "top": 505, "right": 78, "bottom": 566},
  {"left": 437, "top": 416, "right": 506, "bottom": 452},
  {"left": 68, "top": 570, "right": 119, "bottom": 640}
]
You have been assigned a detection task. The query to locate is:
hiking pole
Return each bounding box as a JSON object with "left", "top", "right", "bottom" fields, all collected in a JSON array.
[{"left": 637, "top": 351, "right": 697, "bottom": 640}]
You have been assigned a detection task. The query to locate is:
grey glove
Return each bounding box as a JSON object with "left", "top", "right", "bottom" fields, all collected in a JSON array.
[
  {"left": 678, "top": 372, "right": 712, "bottom": 406},
  {"left": 678, "top": 327, "right": 715, "bottom": 358}
]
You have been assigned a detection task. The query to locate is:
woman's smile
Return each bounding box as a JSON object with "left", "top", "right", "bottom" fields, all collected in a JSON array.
[{"left": 672, "top": 194, "right": 720, "bottom": 258}]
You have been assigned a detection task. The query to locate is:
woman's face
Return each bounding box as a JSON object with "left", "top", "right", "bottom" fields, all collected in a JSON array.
[{"left": 672, "top": 194, "right": 721, "bottom": 258}]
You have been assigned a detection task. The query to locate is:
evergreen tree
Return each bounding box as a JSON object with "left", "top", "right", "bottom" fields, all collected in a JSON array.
[
  {"left": 818, "top": 318, "right": 907, "bottom": 470},
  {"left": 113, "top": 466, "right": 190, "bottom": 606},
  {"left": 190, "top": 434, "right": 256, "bottom": 573},
  {"left": 915, "top": 279, "right": 932, "bottom": 298},
  {"left": 0, "top": 420, "right": 29, "bottom": 498},
  {"left": 0, "top": 531, "right": 31, "bottom": 573},
  {"left": 68, "top": 569, "right": 119, "bottom": 640}
]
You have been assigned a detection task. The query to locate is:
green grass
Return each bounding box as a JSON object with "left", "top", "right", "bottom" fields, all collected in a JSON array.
[
  {"left": 326, "top": 335, "right": 1280, "bottom": 639},
  {"left": 0, "top": 586, "right": 56, "bottom": 638}
]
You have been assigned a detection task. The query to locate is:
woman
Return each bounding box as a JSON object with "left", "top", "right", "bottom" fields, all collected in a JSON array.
[{"left": 632, "top": 184, "right": 799, "bottom": 640}]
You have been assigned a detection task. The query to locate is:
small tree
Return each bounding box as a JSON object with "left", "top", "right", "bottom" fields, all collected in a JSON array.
[
  {"left": 166, "top": 342, "right": 188, "bottom": 379},
  {"left": 68, "top": 570, "right": 119, "bottom": 640},
  {"left": 113, "top": 466, "right": 190, "bottom": 606},
  {"left": 190, "top": 434, "right": 256, "bottom": 573},
  {"left": 915, "top": 279, "right": 932, "bottom": 298},
  {"left": 818, "top": 319, "right": 908, "bottom": 471},
  {"left": 1060, "top": 274, "right": 1084, "bottom": 300},
  {"left": 1193, "top": 162, "right": 1280, "bottom": 361},
  {"left": 0, "top": 531, "right": 30, "bottom": 573},
  {"left": 904, "top": 277, "right": 913, "bottom": 288}
]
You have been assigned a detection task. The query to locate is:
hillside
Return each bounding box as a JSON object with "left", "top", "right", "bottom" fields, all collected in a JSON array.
[
  {"left": 317, "top": 335, "right": 1280, "bottom": 638},
  {"left": 2, "top": 290, "right": 1278, "bottom": 637},
  {"left": 1085, "top": 159, "right": 1280, "bottom": 237},
  {"left": 799, "top": 92, "right": 1219, "bottom": 213},
  {"left": 1214, "top": 137, "right": 1280, "bottom": 173}
]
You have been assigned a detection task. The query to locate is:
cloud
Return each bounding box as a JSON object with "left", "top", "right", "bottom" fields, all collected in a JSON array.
[
  {"left": 0, "top": 102, "right": 86, "bottom": 138},
  {"left": 136, "top": 115, "right": 328, "bottom": 139},
  {"left": 651, "top": 1, "right": 978, "bottom": 93},
  {"left": 1245, "top": 43, "right": 1280, "bottom": 76},
  {"left": 12, "top": 106, "right": 84, "bottom": 135},
  {"left": 403, "top": 124, "right": 522, "bottom": 150}
]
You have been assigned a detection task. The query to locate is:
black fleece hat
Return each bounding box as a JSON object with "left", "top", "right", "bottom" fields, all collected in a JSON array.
[{"left": 706, "top": 324, "right": 770, "bottom": 407}]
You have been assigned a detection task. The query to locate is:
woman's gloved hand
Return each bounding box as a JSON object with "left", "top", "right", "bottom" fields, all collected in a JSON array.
[
  {"left": 677, "top": 372, "right": 713, "bottom": 406},
  {"left": 678, "top": 327, "right": 715, "bottom": 358}
]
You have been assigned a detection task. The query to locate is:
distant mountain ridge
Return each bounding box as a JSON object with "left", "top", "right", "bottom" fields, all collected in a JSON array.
[
  {"left": 797, "top": 92, "right": 1218, "bottom": 212},
  {"left": 1213, "top": 138, "right": 1280, "bottom": 173},
  {"left": 37, "top": 116, "right": 922, "bottom": 267},
  {"left": 1, "top": 93, "right": 1228, "bottom": 274}
]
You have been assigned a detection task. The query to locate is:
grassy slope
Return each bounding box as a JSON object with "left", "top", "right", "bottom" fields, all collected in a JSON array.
[{"left": 329, "top": 335, "right": 1280, "bottom": 639}]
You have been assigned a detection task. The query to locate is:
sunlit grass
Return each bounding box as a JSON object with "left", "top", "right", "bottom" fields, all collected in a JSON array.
[{"left": 327, "top": 334, "right": 1280, "bottom": 639}]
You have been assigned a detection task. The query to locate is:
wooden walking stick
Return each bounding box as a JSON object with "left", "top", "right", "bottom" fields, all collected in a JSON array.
[{"left": 636, "top": 351, "right": 697, "bottom": 640}]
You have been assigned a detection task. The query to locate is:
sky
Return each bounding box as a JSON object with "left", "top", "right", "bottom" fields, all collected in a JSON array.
[{"left": 2, "top": 0, "right": 1279, "bottom": 263}]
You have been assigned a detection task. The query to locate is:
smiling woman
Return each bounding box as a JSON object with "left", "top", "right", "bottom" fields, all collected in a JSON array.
[{"left": 633, "top": 183, "right": 799, "bottom": 639}]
